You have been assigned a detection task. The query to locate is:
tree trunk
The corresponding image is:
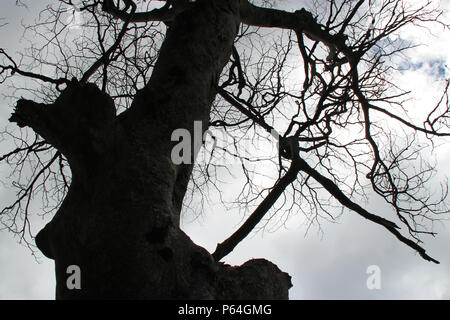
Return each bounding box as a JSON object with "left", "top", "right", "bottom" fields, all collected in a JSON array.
[{"left": 11, "top": 0, "right": 292, "bottom": 299}]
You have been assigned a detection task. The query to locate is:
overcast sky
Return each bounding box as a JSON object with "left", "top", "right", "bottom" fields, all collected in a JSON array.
[{"left": 1, "top": 0, "right": 450, "bottom": 300}]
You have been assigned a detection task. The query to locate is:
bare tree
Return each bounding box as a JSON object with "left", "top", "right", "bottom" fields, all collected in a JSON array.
[{"left": 0, "top": 0, "right": 449, "bottom": 299}]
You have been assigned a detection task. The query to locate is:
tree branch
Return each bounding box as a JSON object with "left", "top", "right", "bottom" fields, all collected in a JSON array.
[
  {"left": 217, "top": 87, "right": 275, "bottom": 135},
  {"left": 239, "top": 1, "right": 347, "bottom": 63},
  {"left": 80, "top": 1, "right": 137, "bottom": 83},
  {"left": 295, "top": 156, "right": 439, "bottom": 264},
  {"left": 102, "top": 0, "right": 174, "bottom": 23},
  {"left": 0, "top": 48, "right": 70, "bottom": 90},
  {"left": 213, "top": 159, "right": 300, "bottom": 262}
]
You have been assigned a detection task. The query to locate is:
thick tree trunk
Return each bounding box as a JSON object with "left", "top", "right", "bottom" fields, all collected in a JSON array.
[{"left": 11, "top": 0, "right": 292, "bottom": 299}]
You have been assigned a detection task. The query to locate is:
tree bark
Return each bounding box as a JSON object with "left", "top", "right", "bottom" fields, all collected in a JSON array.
[{"left": 10, "top": 0, "right": 292, "bottom": 299}]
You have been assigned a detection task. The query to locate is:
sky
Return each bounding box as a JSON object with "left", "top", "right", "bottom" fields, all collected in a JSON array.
[{"left": 1, "top": 0, "right": 450, "bottom": 300}]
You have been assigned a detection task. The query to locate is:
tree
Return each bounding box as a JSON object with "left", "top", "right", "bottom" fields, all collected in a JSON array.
[{"left": 0, "top": 0, "right": 449, "bottom": 299}]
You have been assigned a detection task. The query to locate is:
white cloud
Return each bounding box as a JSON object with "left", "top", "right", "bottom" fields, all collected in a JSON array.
[
  {"left": 0, "top": 231, "right": 54, "bottom": 299},
  {"left": 1, "top": 0, "right": 450, "bottom": 300}
]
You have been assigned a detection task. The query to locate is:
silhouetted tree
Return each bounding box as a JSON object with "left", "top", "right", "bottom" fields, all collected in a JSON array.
[{"left": 1, "top": 0, "right": 449, "bottom": 299}]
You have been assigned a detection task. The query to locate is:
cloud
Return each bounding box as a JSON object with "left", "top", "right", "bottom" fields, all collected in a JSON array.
[
  {"left": 1, "top": 0, "right": 450, "bottom": 300},
  {"left": 399, "top": 59, "right": 448, "bottom": 79},
  {"left": 0, "top": 231, "right": 55, "bottom": 299}
]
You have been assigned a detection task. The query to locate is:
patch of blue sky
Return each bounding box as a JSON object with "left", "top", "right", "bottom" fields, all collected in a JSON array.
[{"left": 398, "top": 59, "right": 447, "bottom": 79}]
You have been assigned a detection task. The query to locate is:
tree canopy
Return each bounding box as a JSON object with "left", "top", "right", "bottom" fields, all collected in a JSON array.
[{"left": 0, "top": 0, "right": 449, "bottom": 299}]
